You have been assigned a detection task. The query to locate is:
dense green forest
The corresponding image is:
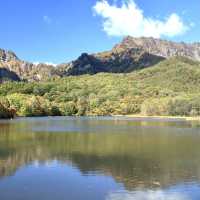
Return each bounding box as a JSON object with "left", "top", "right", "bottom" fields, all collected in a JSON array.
[{"left": 1, "top": 57, "right": 200, "bottom": 118}]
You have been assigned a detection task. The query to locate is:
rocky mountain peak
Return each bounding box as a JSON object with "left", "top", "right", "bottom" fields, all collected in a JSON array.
[
  {"left": 113, "top": 36, "right": 200, "bottom": 61},
  {"left": 0, "top": 49, "right": 19, "bottom": 62}
]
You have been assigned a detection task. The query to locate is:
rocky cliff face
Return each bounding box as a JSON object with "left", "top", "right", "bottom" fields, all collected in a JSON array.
[
  {"left": 1, "top": 36, "right": 200, "bottom": 81},
  {"left": 1, "top": 61, "right": 59, "bottom": 81},
  {"left": 0, "top": 68, "right": 20, "bottom": 82},
  {"left": 114, "top": 36, "right": 200, "bottom": 61},
  {"left": 0, "top": 49, "right": 19, "bottom": 62},
  {"left": 0, "top": 49, "right": 60, "bottom": 81},
  {"left": 58, "top": 49, "right": 164, "bottom": 76},
  {"left": 0, "top": 59, "right": 59, "bottom": 82}
]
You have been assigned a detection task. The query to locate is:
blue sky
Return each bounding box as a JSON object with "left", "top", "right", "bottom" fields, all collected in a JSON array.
[{"left": 0, "top": 0, "right": 199, "bottom": 64}]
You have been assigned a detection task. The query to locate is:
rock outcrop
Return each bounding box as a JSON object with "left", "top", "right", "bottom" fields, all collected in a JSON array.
[
  {"left": 114, "top": 36, "right": 200, "bottom": 61},
  {"left": 58, "top": 49, "right": 164, "bottom": 76},
  {"left": 0, "top": 49, "right": 19, "bottom": 62},
  {"left": 0, "top": 68, "right": 20, "bottom": 82}
]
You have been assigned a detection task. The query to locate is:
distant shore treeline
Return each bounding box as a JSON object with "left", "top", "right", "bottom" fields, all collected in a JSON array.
[{"left": 1, "top": 57, "right": 200, "bottom": 118}]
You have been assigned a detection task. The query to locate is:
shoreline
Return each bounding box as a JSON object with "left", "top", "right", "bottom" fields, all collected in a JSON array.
[
  {"left": 112, "top": 114, "right": 200, "bottom": 121},
  {"left": 1, "top": 115, "right": 200, "bottom": 122}
]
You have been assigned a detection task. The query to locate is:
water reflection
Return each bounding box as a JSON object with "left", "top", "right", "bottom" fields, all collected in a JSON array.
[
  {"left": 0, "top": 117, "right": 200, "bottom": 200},
  {"left": 107, "top": 189, "right": 190, "bottom": 200}
]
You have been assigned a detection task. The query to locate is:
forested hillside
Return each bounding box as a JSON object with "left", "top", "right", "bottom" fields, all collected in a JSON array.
[{"left": 1, "top": 57, "right": 200, "bottom": 117}]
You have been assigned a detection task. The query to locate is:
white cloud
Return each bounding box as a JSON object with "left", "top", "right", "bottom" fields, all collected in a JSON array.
[
  {"left": 44, "top": 62, "right": 57, "bottom": 67},
  {"left": 43, "top": 15, "right": 52, "bottom": 24},
  {"left": 106, "top": 190, "right": 189, "bottom": 200},
  {"left": 93, "top": 0, "right": 189, "bottom": 38},
  {"left": 33, "top": 62, "right": 57, "bottom": 67}
]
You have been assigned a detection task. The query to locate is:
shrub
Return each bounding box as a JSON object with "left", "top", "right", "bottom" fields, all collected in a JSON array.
[
  {"left": 141, "top": 98, "right": 173, "bottom": 116},
  {"left": 167, "top": 98, "right": 192, "bottom": 116},
  {"left": 59, "top": 102, "right": 77, "bottom": 116},
  {"left": 0, "top": 97, "right": 16, "bottom": 118}
]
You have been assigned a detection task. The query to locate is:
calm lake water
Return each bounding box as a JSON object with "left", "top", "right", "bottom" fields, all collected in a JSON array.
[{"left": 0, "top": 116, "right": 200, "bottom": 200}]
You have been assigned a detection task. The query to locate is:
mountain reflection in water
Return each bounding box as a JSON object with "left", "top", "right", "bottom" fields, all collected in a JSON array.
[{"left": 0, "top": 117, "right": 200, "bottom": 200}]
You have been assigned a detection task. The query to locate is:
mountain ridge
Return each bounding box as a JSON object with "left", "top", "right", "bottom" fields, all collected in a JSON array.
[
  {"left": 1, "top": 36, "right": 200, "bottom": 81},
  {"left": 113, "top": 36, "right": 200, "bottom": 60}
]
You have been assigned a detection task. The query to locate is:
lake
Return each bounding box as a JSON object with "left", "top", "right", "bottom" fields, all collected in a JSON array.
[{"left": 0, "top": 116, "right": 200, "bottom": 200}]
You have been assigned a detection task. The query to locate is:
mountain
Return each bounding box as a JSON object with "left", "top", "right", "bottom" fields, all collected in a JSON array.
[
  {"left": 58, "top": 36, "right": 200, "bottom": 76},
  {"left": 0, "top": 49, "right": 59, "bottom": 81},
  {"left": 58, "top": 49, "right": 164, "bottom": 76},
  {"left": 114, "top": 36, "right": 200, "bottom": 60},
  {"left": 1, "top": 36, "right": 200, "bottom": 81}
]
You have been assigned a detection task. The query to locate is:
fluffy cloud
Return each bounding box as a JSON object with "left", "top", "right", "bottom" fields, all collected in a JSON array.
[
  {"left": 93, "top": 0, "right": 189, "bottom": 38},
  {"left": 33, "top": 62, "right": 57, "bottom": 67}
]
